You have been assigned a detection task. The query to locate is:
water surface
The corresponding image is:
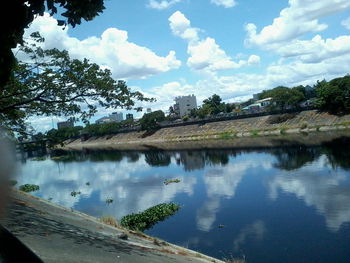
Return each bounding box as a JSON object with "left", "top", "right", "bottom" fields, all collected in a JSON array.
[{"left": 17, "top": 137, "right": 350, "bottom": 262}]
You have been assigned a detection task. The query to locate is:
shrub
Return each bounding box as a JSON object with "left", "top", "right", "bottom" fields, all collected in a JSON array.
[
  {"left": 19, "top": 184, "right": 40, "bottom": 193},
  {"left": 120, "top": 203, "right": 180, "bottom": 232},
  {"left": 300, "top": 121, "right": 308, "bottom": 129},
  {"left": 267, "top": 113, "right": 296, "bottom": 124},
  {"left": 182, "top": 116, "right": 189, "bottom": 121}
]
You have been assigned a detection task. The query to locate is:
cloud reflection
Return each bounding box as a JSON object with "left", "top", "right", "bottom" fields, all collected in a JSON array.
[
  {"left": 267, "top": 155, "right": 350, "bottom": 231},
  {"left": 16, "top": 156, "right": 197, "bottom": 219}
]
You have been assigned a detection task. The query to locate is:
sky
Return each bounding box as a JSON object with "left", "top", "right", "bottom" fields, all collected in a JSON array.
[{"left": 21, "top": 0, "right": 350, "bottom": 131}]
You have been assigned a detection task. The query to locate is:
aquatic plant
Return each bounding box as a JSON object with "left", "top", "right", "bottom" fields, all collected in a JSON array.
[
  {"left": 120, "top": 203, "right": 180, "bottom": 232},
  {"left": 164, "top": 179, "right": 181, "bottom": 185},
  {"left": 106, "top": 198, "right": 113, "bottom": 204},
  {"left": 71, "top": 191, "right": 81, "bottom": 197},
  {"left": 19, "top": 184, "right": 40, "bottom": 193},
  {"left": 32, "top": 156, "right": 46, "bottom": 161}
]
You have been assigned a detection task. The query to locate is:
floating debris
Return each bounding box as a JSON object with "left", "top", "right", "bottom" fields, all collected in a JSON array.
[
  {"left": 106, "top": 198, "right": 114, "bottom": 204},
  {"left": 164, "top": 179, "right": 181, "bottom": 185},
  {"left": 71, "top": 191, "right": 81, "bottom": 197}
]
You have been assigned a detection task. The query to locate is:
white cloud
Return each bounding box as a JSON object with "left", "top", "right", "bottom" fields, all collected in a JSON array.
[
  {"left": 341, "top": 16, "right": 350, "bottom": 30},
  {"left": 245, "top": 0, "right": 350, "bottom": 47},
  {"left": 169, "top": 11, "right": 200, "bottom": 42},
  {"left": 148, "top": 0, "right": 182, "bottom": 10},
  {"left": 210, "top": 0, "right": 236, "bottom": 8},
  {"left": 21, "top": 13, "right": 181, "bottom": 80},
  {"left": 169, "top": 11, "right": 260, "bottom": 72}
]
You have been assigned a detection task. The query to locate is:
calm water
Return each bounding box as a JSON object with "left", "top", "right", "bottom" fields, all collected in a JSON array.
[{"left": 17, "top": 137, "right": 350, "bottom": 262}]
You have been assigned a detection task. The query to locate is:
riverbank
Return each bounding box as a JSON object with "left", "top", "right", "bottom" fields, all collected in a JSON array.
[
  {"left": 1, "top": 190, "right": 223, "bottom": 263},
  {"left": 62, "top": 110, "right": 350, "bottom": 150}
]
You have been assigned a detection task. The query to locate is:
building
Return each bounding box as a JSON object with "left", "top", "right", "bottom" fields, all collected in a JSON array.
[
  {"left": 110, "top": 112, "right": 123, "bottom": 122},
  {"left": 174, "top": 95, "right": 197, "bottom": 117},
  {"left": 126, "top": 113, "right": 134, "bottom": 120},
  {"left": 95, "top": 112, "right": 123, "bottom": 124},
  {"left": 242, "top": 97, "right": 272, "bottom": 113},
  {"left": 57, "top": 120, "right": 74, "bottom": 129},
  {"left": 146, "top": 108, "right": 152, "bottom": 113},
  {"left": 95, "top": 116, "right": 114, "bottom": 124}
]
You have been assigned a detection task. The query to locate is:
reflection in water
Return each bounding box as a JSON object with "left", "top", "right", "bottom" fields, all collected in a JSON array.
[
  {"left": 268, "top": 156, "right": 350, "bottom": 231},
  {"left": 233, "top": 220, "right": 266, "bottom": 252},
  {"left": 17, "top": 137, "right": 350, "bottom": 263}
]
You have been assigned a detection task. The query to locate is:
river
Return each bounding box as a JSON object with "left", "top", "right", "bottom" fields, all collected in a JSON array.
[{"left": 16, "top": 136, "right": 350, "bottom": 263}]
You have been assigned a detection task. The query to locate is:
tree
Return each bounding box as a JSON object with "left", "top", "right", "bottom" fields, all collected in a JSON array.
[
  {"left": 1, "top": 0, "right": 105, "bottom": 87},
  {"left": 315, "top": 76, "right": 350, "bottom": 114},
  {"left": 140, "top": 110, "right": 166, "bottom": 131},
  {"left": 202, "top": 94, "right": 225, "bottom": 115},
  {"left": 0, "top": 33, "right": 152, "bottom": 134},
  {"left": 260, "top": 86, "right": 305, "bottom": 110}
]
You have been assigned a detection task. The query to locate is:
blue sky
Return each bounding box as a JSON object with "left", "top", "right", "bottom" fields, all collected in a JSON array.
[{"left": 22, "top": 0, "right": 350, "bottom": 131}]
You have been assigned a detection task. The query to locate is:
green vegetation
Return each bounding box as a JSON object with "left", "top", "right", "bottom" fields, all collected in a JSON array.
[
  {"left": 19, "top": 184, "right": 40, "bottom": 193},
  {"left": 190, "top": 94, "right": 236, "bottom": 118},
  {"left": 71, "top": 191, "right": 81, "bottom": 197},
  {"left": 0, "top": 32, "right": 151, "bottom": 135},
  {"left": 1, "top": 0, "right": 106, "bottom": 88},
  {"left": 120, "top": 203, "right": 180, "bottom": 232},
  {"left": 259, "top": 86, "right": 305, "bottom": 110},
  {"left": 140, "top": 110, "right": 166, "bottom": 131},
  {"left": 218, "top": 131, "right": 236, "bottom": 139},
  {"left": 164, "top": 179, "right": 181, "bottom": 185},
  {"left": 32, "top": 156, "right": 46, "bottom": 161},
  {"left": 315, "top": 76, "right": 350, "bottom": 114},
  {"left": 267, "top": 113, "right": 296, "bottom": 124},
  {"left": 105, "top": 198, "right": 113, "bottom": 204},
  {"left": 100, "top": 216, "right": 118, "bottom": 228},
  {"left": 250, "top": 129, "right": 260, "bottom": 136},
  {"left": 300, "top": 122, "right": 308, "bottom": 129}
]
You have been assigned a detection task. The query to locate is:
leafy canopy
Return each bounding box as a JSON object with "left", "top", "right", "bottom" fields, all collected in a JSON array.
[
  {"left": 1, "top": 0, "right": 106, "bottom": 87},
  {"left": 0, "top": 33, "right": 152, "bottom": 134},
  {"left": 315, "top": 76, "right": 350, "bottom": 114},
  {"left": 140, "top": 110, "right": 166, "bottom": 131}
]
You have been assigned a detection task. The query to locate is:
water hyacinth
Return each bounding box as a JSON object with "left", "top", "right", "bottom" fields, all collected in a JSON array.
[{"left": 120, "top": 203, "right": 180, "bottom": 232}]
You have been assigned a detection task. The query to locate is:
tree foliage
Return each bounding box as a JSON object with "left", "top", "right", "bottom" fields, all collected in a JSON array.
[
  {"left": 259, "top": 86, "right": 305, "bottom": 110},
  {"left": 315, "top": 76, "right": 350, "bottom": 114},
  {"left": 140, "top": 110, "right": 166, "bottom": 131},
  {"left": 1, "top": 0, "right": 105, "bottom": 87},
  {"left": 0, "top": 33, "right": 151, "bottom": 134}
]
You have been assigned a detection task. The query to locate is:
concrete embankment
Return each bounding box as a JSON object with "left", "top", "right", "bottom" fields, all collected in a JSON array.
[
  {"left": 63, "top": 110, "right": 350, "bottom": 150},
  {"left": 2, "top": 190, "right": 223, "bottom": 263}
]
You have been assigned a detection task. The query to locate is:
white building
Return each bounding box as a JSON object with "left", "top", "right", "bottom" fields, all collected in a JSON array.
[
  {"left": 110, "top": 112, "right": 123, "bottom": 122},
  {"left": 96, "top": 112, "right": 123, "bottom": 124},
  {"left": 174, "top": 95, "right": 197, "bottom": 117}
]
